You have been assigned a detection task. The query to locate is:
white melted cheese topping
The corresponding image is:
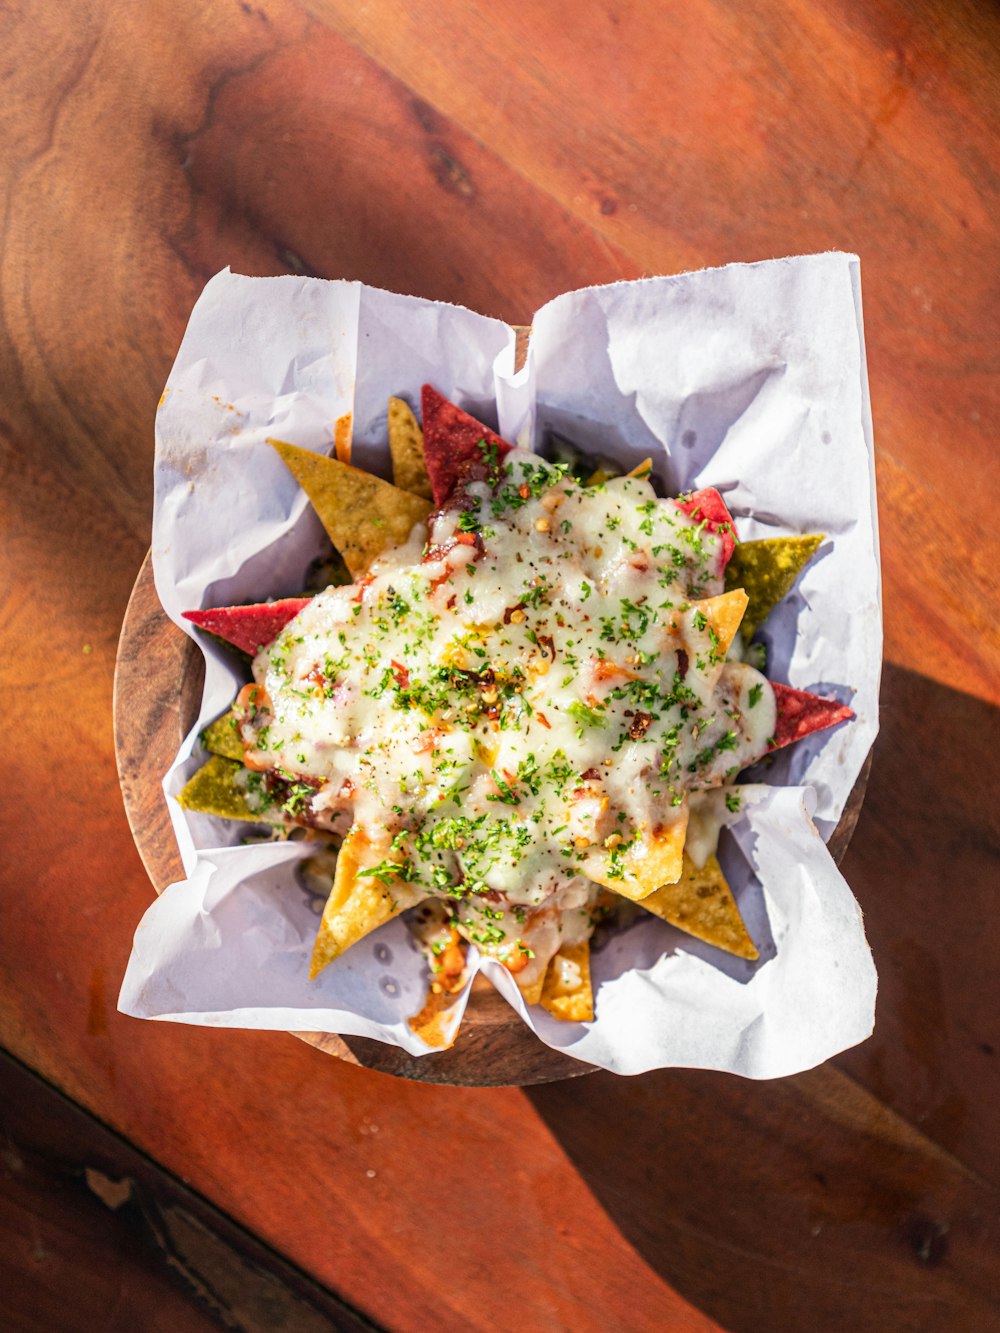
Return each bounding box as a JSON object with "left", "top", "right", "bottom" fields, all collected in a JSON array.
[{"left": 246, "top": 451, "right": 775, "bottom": 975}]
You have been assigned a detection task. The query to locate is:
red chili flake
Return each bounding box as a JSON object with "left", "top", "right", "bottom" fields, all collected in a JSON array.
[
  {"left": 391, "top": 660, "right": 410, "bottom": 688},
  {"left": 676, "top": 648, "right": 689, "bottom": 679},
  {"left": 580, "top": 767, "right": 601, "bottom": 781},
  {"left": 593, "top": 659, "right": 634, "bottom": 683},
  {"left": 352, "top": 575, "right": 374, "bottom": 603},
  {"left": 629, "top": 711, "right": 653, "bottom": 740}
]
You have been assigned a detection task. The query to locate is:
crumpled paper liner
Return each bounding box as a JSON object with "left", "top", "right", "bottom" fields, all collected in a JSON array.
[{"left": 119, "top": 253, "right": 879, "bottom": 1077}]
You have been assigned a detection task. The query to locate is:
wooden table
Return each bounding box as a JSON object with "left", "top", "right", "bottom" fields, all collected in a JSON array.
[{"left": 2, "top": 2, "right": 998, "bottom": 1329}]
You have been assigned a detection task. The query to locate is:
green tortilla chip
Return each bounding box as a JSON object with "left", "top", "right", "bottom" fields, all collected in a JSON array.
[
  {"left": 388, "top": 396, "right": 432, "bottom": 499},
  {"left": 725, "top": 534, "right": 825, "bottom": 640},
  {"left": 200, "top": 708, "right": 244, "bottom": 761},
  {"left": 177, "top": 755, "right": 257, "bottom": 821},
  {"left": 269, "top": 438, "right": 431, "bottom": 579}
]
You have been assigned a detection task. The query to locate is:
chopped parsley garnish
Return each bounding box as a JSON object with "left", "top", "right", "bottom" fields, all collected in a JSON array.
[{"left": 246, "top": 448, "right": 765, "bottom": 962}]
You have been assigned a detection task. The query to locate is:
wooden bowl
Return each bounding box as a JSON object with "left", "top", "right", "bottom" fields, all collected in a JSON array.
[{"left": 114, "top": 554, "right": 871, "bottom": 1086}]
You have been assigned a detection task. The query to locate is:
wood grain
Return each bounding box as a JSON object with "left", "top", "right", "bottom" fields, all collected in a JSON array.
[
  {"left": 0, "top": 1050, "right": 376, "bottom": 1333},
  {"left": 3, "top": 0, "right": 1000, "bottom": 1328},
  {"left": 528, "top": 1060, "right": 1000, "bottom": 1333},
  {"left": 835, "top": 664, "right": 1000, "bottom": 1185}
]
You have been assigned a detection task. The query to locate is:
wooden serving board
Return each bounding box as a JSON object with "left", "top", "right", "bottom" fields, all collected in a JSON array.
[{"left": 114, "top": 549, "right": 871, "bottom": 1086}]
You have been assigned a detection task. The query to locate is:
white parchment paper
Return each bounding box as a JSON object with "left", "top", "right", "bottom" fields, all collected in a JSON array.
[{"left": 119, "top": 254, "right": 880, "bottom": 1077}]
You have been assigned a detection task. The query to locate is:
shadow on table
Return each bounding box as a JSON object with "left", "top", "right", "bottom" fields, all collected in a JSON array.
[{"left": 527, "top": 662, "right": 1000, "bottom": 1333}]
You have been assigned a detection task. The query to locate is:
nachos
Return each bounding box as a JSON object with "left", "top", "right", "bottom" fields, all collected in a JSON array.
[{"left": 180, "top": 388, "right": 852, "bottom": 1027}]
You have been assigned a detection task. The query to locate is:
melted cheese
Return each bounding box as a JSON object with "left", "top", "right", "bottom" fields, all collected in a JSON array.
[{"left": 246, "top": 451, "right": 775, "bottom": 970}]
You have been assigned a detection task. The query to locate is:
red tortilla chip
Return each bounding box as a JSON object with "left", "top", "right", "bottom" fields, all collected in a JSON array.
[
  {"left": 675, "top": 486, "right": 737, "bottom": 568},
  {"left": 421, "top": 385, "right": 513, "bottom": 507},
  {"left": 769, "top": 681, "right": 854, "bottom": 750},
  {"left": 183, "top": 598, "right": 312, "bottom": 656}
]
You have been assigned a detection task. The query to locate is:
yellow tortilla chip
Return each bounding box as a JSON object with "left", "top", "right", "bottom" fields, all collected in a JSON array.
[
  {"left": 310, "top": 826, "right": 422, "bottom": 978},
  {"left": 515, "top": 965, "right": 547, "bottom": 1006},
  {"left": 639, "top": 852, "right": 759, "bottom": 960},
  {"left": 585, "top": 803, "right": 689, "bottom": 900},
  {"left": 269, "top": 438, "right": 431, "bottom": 579},
  {"left": 407, "top": 987, "right": 463, "bottom": 1050},
  {"left": 388, "top": 396, "right": 432, "bottom": 500},
  {"left": 540, "top": 941, "right": 594, "bottom": 1022},
  {"left": 585, "top": 468, "right": 612, "bottom": 485},
  {"left": 334, "top": 412, "right": 352, "bottom": 463},
  {"left": 176, "top": 755, "right": 257, "bottom": 821},
  {"left": 625, "top": 458, "right": 653, "bottom": 479},
  {"left": 200, "top": 708, "right": 243, "bottom": 761},
  {"left": 725, "top": 534, "right": 825, "bottom": 641},
  {"left": 680, "top": 588, "right": 749, "bottom": 661}
]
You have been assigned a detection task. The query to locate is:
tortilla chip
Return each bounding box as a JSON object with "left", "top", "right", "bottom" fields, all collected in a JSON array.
[
  {"left": 625, "top": 458, "right": 653, "bottom": 480},
  {"left": 200, "top": 708, "right": 244, "bottom": 761},
  {"left": 388, "top": 396, "right": 432, "bottom": 499},
  {"left": 639, "top": 852, "right": 758, "bottom": 960},
  {"left": 176, "top": 755, "right": 258, "bottom": 821},
  {"left": 183, "top": 598, "right": 312, "bottom": 656},
  {"left": 269, "top": 438, "right": 431, "bottom": 579},
  {"left": 334, "top": 412, "right": 352, "bottom": 464},
  {"left": 682, "top": 588, "right": 749, "bottom": 661},
  {"left": 585, "top": 466, "right": 618, "bottom": 486},
  {"left": 585, "top": 804, "right": 689, "bottom": 901},
  {"left": 769, "top": 681, "right": 854, "bottom": 751},
  {"left": 516, "top": 966, "right": 548, "bottom": 1006},
  {"left": 725, "top": 534, "right": 825, "bottom": 640},
  {"left": 675, "top": 486, "right": 738, "bottom": 568},
  {"left": 309, "top": 825, "right": 422, "bottom": 978},
  {"left": 407, "top": 987, "right": 463, "bottom": 1050},
  {"left": 420, "top": 385, "right": 513, "bottom": 507},
  {"left": 540, "top": 941, "right": 594, "bottom": 1022}
]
